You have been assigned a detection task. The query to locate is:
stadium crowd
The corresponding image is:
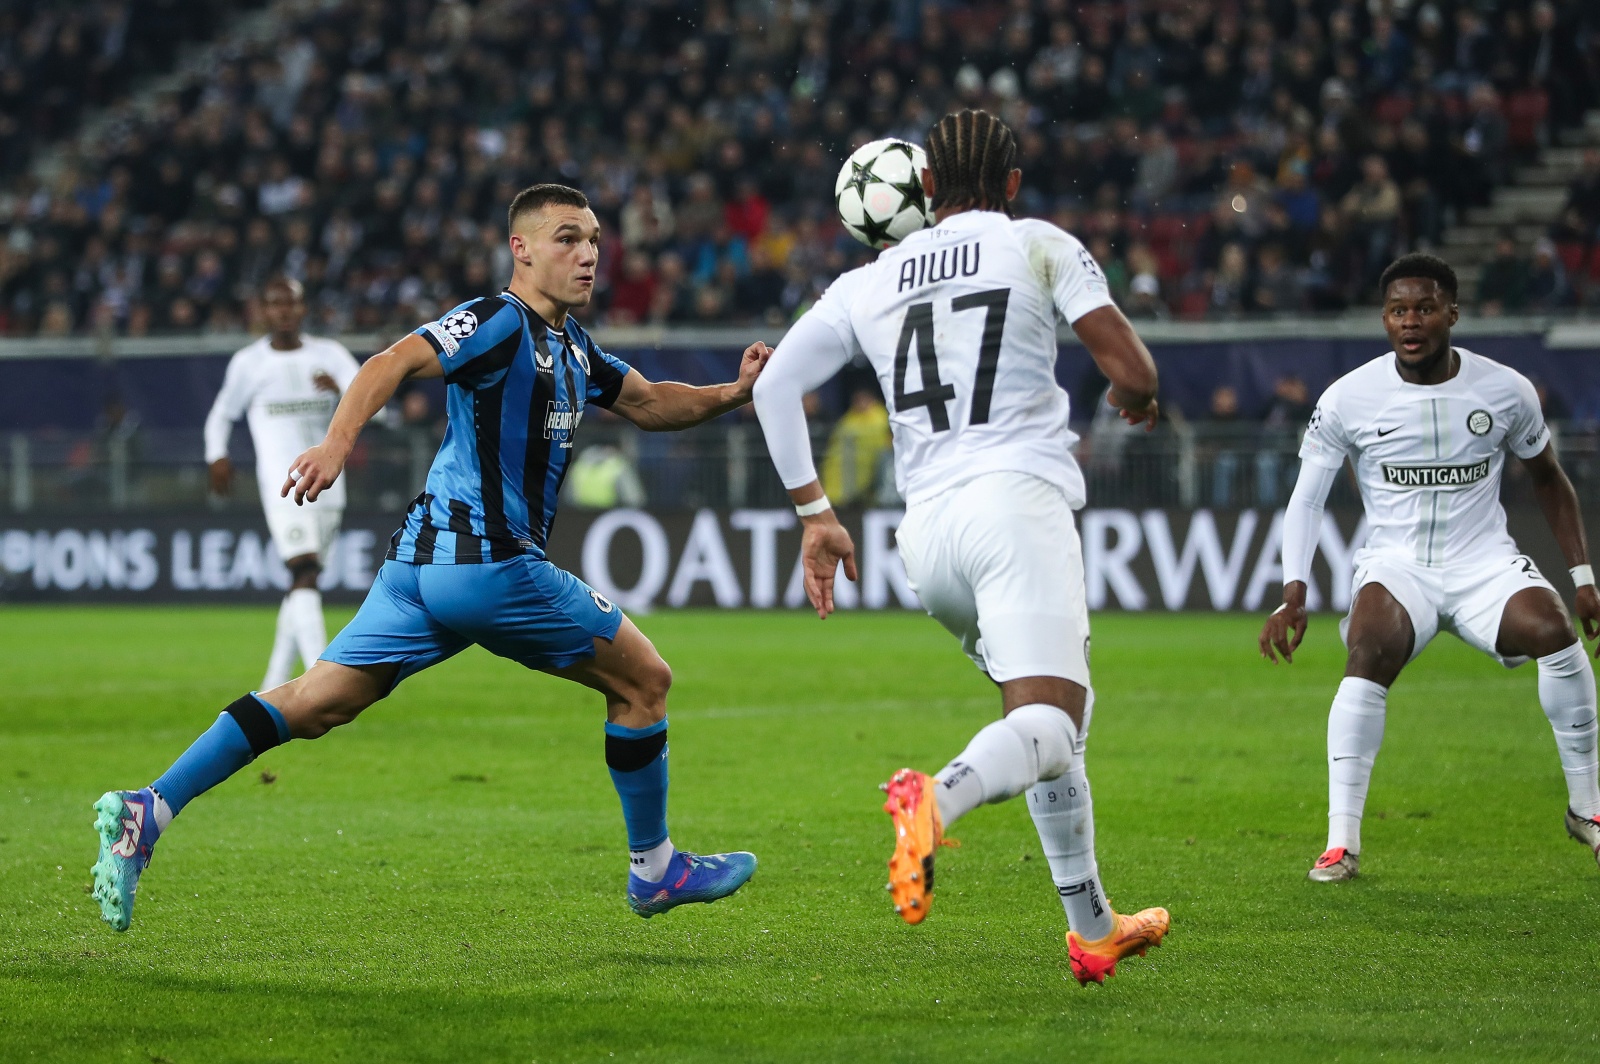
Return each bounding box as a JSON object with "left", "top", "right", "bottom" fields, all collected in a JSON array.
[{"left": 1, "top": 0, "right": 1598, "bottom": 338}]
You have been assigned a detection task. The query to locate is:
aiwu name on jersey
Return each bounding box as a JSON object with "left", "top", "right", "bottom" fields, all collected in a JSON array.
[
  {"left": 1381, "top": 459, "right": 1491, "bottom": 488},
  {"left": 897, "top": 241, "right": 981, "bottom": 292}
]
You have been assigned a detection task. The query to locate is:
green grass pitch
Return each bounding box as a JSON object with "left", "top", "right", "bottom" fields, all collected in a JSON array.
[{"left": 2, "top": 607, "right": 1599, "bottom": 1062}]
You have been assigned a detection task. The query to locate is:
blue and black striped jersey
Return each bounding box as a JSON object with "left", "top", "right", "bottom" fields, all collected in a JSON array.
[{"left": 387, "top": 290, "right": 631, "bottom": 565}]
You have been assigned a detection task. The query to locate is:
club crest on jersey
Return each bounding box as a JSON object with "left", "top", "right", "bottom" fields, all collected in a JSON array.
[
  {"left": 589, "top": 589, "right": 614, "bottom": 613},
  {"left": 570, "top": 342, "right": 591, "bottom": 374},
  {"left": 1467, "top": 409, "right": 1493, "bottom": 436},
  {"left": 543, "top": 399, "right": 581, "bottom": 447}
]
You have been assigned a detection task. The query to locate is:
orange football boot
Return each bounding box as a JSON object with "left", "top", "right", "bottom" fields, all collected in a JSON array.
[
  {"left": 880, "top": 769, "right": 952, "bottom": 924},
  {"left": 1066, "top": 906, "right": 1171, "bottom": 985}
]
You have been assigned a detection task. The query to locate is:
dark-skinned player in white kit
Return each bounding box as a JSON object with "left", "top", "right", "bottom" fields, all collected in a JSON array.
[{"left": 753, "top": 110, "right": 1170, "bottom": 985}]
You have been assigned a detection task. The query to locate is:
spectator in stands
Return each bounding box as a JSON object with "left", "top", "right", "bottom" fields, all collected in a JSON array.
[
  {"left": 1250, "top": 243, "right": 1302, "bottom": 314},
  {"left": 1341, "top": 155, "right": 1403, "bottom": 291},
  {"left": 821, "top": 388, "right": 890, "bottom": 507},
  {"left": 1208, "top": 244, "right": 1250, "bottom": 318},
  {"left": 1564, "top": 149, "right": 1600, "bottom": 236},
  {"left": 1206, "top": 384, "right": 1244, "bottom": 509},
  {"left": 1479, "top": 231, "right": 1533, "bottom": 315},
  {"left": 1526, "top": 237, "right": 1572, "bottom": 310},
  {"left": 1258, "top": 375, "right": 1313, "bottom": 506},
  {"left": 1305, "top": 206, "right": 1359, "bottom": 311},
  {"left": 4, "top": 0, "right": 1600, "bottom": 336}
]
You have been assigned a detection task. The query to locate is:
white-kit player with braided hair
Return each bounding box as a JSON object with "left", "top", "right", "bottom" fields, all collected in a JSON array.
[{"left": 753, "top": 108, "right": 1171, "bottom": 985}]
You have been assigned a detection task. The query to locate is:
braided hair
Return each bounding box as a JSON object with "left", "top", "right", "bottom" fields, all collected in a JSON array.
[{"left": 925, "top": 109, "right": 1018, "bottom": 216}]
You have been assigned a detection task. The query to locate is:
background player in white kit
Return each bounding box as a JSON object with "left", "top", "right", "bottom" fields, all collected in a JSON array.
[
  {"left": 1261, "top": 254, "right": 1600, "bottom": 882},
  {"left": 205, "top": 277, "right": 362, "bottom": 689},
  {"left": 753, "top": 110, "right": 1169, "bottom": 985}
]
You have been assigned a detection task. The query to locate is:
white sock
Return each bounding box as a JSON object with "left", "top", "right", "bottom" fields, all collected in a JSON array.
[
  {"left": 285, "top": 587, "right": 328, "bottom": 673},
  {"left": 1538, "top": 642, "right": 1600, "bottom": 818},
  {"left": 1028, "top": 759, "right": 1114, "bottom": 941},
  {"left": 262, "top": 596, "right": 297, "bottom": 689},
  {"left": 1327, "top": 676, "right": 1387, "bottom": 854},
  {"left": 149, "top": 789, "right": 174, "bottom": 832},
  {"left": 630, "top": 837, "right": 674, "bottom": 882},
  {"left": 934, "top": 704, "right": 1078, "bottom": 827}
]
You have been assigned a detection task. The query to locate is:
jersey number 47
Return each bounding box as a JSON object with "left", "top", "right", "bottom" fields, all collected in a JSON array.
[{"left": 893, "top": 288, "right": 1011, "bottom": 432}]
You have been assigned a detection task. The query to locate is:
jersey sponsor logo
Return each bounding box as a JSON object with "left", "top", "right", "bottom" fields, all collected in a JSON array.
[
  {"left": 422, "top": 320, "right": 460, "bottom": 356},
  {"left": 589, "top": 589, "right": 614, "bottom": 613},
  {"left": 895, "top": 241, "right": 981, "bottom": 292},
  {"left": 1467, "top": 409, "right": 1493, "bottom": 436},
  {"left": 263, "top": 398, "right": 335, "bottom": 417},
  {"left": 1526, "top": 425, "right": 1546, "bottom": 448},
  {"left": 1376, "top": 425, "right": 1400, "bottom": 437},
  {"left": 543, "top": 400, "right": 581, "bottom": 447},
  {"left": 441, "top": 309, "right": 479, "bottom": 340},
  {"left": 1381, "top": 459, "right": 1490, "bottom": 488},
  {"left": 534, "top": 344, "right": 554, "bottom": 371}
]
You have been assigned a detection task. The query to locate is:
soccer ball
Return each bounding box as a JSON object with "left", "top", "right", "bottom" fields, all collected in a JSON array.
[{"left": 835, "top": 139, "right": 934, "bottom": 250}]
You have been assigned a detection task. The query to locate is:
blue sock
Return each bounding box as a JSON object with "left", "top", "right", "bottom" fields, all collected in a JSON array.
[
  {"left": 605, "top": 718, "right": 669, "bottom": 852},
  {"left": 152, "top": 694, "right": 290, "bottom": 815}
]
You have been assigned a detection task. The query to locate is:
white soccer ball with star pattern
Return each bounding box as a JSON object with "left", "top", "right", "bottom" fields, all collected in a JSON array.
[{"left": 835, "top": 139, "right": 934, "bottom": 250}]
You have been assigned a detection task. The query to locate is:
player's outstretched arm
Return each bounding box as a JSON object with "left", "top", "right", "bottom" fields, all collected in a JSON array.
[
  {"left": 1072, "top": 305, "right": 1160, "bottom": 431},
  {"left": 608, "top": 342, "right": 772, "bottom": 431},
  {"left": 1261, "top": 460, "right": 1339, "bottom": 663},
  {"left": 283, "top": 334, "right": 440, "bottom": 505},
  {"left": 1523, "top": 443, "right": 1600, "bottom": 652}
]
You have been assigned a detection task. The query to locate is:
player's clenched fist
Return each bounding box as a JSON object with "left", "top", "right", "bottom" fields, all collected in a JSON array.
[
  {"left": 282, "top": 442, "right": 348, "bottom": 505},
  {"left": 735, "top": 341, "right": 773, "bottom": 396}
]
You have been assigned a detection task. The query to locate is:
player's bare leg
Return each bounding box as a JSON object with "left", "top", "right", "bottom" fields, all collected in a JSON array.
[
  {"left": 546, "top": 617, "right": 756, "bottom": 916},
  {"left": 1310, "top": 583, "right": 1416, "bottom": 882},
  {"left": 91, "top": 660, "right": 392, "bottom": 930},
  {"left": 263, "top": 554, "right": 327, "bottom": 689},
  {"left": 1496, "top": 587, "right": 1600, "bottom": 867}
]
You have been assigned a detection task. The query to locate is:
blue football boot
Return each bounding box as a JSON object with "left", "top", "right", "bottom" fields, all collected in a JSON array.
[
  {"left": 627, "top": 849, "right": 757, "bottom": 918},
  {"left": 90, "top": 789, "right": 162, "bottom": 931}
]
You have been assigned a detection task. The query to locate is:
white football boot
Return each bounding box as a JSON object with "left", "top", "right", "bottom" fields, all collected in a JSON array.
[{"left": 1564, "top": 808, "right": 1600, "bottom": 870}]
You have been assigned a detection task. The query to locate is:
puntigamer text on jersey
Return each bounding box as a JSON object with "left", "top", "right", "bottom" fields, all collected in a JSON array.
[{"left": 1380, "top": 460, "right": 1492, "bottom": 488}]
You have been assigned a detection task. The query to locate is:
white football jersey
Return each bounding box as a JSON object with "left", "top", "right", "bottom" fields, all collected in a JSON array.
[
  {"left": 1300, "top": 347, "right": 1550, "bottom": 565},
  {"left": 204, "top": 335, "right": 362, "bottom": 508},
  {"left": 794, "top": 210, "right": 1114, "bottom": 506}
]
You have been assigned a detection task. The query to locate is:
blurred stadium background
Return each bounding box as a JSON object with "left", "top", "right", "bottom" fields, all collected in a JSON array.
[{"left": 2, "top": 0, "right": 1600, "bottom": 605}]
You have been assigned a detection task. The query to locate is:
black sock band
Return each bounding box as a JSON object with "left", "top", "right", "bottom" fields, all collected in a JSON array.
[
  {"left": 605, "top": 729, "right": 667, "bottom": 772},
  {"left": 225, "top": 694, "right": 285, "bottom": 757}
]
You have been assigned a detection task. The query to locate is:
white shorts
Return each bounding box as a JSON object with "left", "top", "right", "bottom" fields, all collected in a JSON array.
[
  {"left": 894, "top": 471, "right": 1091, "bottom": 688},
  {"left": 262, "top": 492, "right": 343, "bottom": 562},
  {"left": 1341, "top": 549, "right": 1559, "bottom": 669}
]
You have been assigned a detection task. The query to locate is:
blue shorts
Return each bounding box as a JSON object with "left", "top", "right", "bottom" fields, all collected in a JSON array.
[{"left": 323, "top": 557, "right": 624, "bottom": 690}]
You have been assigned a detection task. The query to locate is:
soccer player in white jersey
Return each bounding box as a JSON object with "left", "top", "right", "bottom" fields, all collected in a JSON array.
[
  {"left": 1261, "top": 254, "right": 1600, "bottom": 882},
  {"left": 753, "top": 110, "right": 1170, "bottom": 985},
  {"left": 204, "top": 277, "right": 362, "bottom": 689}
]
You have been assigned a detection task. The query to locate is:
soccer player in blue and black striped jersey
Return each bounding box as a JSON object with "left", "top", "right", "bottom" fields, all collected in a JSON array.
[{"left": 90, "top": 184, "right": 770, "bottom": 931}]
